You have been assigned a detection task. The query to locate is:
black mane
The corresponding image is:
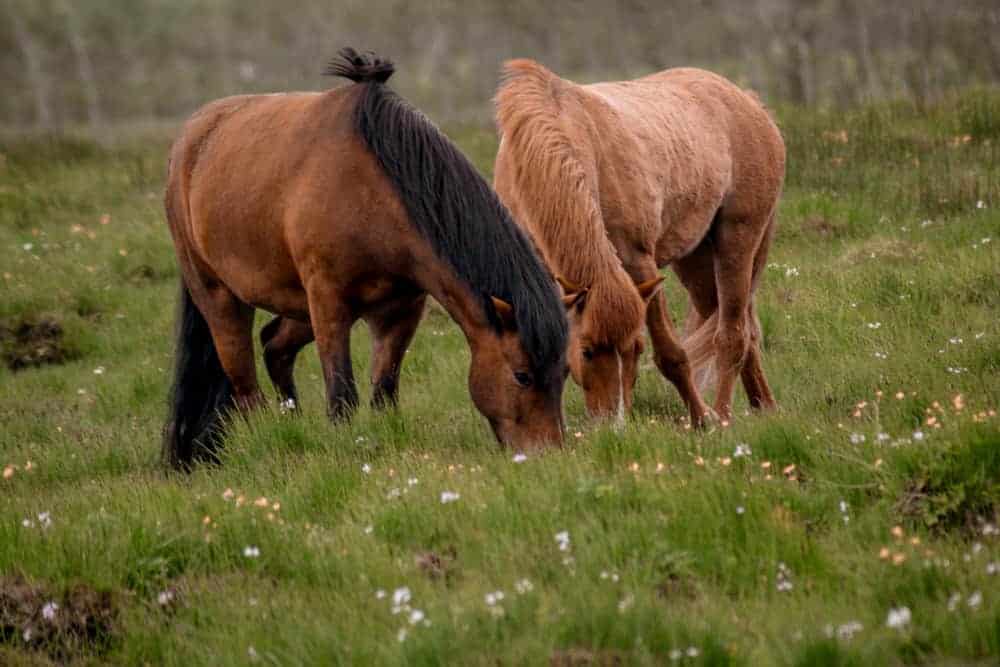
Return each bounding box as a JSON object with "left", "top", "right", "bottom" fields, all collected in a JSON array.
[{"left": 334, "top": 69, "right": 567, "bottom": 376}]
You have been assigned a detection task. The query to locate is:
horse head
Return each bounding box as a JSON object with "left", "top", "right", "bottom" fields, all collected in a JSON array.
[{"left": 559, "top": 276, "right": 663, "bottom": 422}]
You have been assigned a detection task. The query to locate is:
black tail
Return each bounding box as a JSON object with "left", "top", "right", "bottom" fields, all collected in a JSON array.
[
  {"left": 162, "top": 283, "right": 234, "bottom": 470},
  {"left": 324, "top": 47, "right": 395, "bottom": 84}
]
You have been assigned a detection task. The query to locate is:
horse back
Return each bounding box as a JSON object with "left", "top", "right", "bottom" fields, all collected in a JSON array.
[{"left": 165, "top": 85, "right": 412, "bottom": 316}]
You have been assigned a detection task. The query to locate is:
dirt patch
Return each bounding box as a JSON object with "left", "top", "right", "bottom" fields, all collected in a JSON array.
[
  {"left": 840, "top": 238, "right": 923, "bottom": 265},
  {"left": 802, "top": 215, "right": 846, "bottom": 238},
  {"left": 414, "top": 547, "right": 457, "bottom": 582},
  {"left": 0, "top": 576, "right": 119, "bottom": 661},
  {"left": 0, "top": 319, "right": 74, "bottom": 371},
  {"left": 550, "top": 648, "right": 625, "bottom": 666},
  {"left": 654, "top": 572, "right": 699, "bottom": 601}
]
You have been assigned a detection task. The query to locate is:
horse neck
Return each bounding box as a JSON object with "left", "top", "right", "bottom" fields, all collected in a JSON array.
[
  {"left": 417, "top": 263, "right": 493, "bottom": 354},
  {"left": 496, "top": 76, "right": 634, "bottom": 300}
]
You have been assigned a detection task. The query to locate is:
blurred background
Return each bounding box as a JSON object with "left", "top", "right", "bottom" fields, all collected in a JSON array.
[{"left": 3, "top": 0, "right": 1000, "bottom": 129}]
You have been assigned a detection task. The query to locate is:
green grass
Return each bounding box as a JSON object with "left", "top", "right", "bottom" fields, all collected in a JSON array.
[{"left": 1, "top": 89, "right": 999, "bottom": 665}]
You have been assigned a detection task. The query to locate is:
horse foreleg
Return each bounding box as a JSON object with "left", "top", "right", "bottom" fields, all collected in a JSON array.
[
  {"left": 365, "top": 295, "right": 426, "bottom": 410},
  {"left": 261, "top": 316, "right": 314, "bottom": 409},
  {"left": 630, "top": 261, "right": 713, "bottom": 427},
  {"left": 307, "top": 290, "right": 359, "bottom": 422}
]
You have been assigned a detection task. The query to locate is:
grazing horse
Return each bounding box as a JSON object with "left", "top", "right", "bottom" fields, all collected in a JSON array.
[
  {"left": 494, "top": 60, "right": 785, "bottom": 425},
  {"left": 163, "top": 49, "right": 570, "bottom": 469}
]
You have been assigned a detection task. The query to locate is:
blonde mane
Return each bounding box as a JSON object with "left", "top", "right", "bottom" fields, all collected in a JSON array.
[{"left": 494, "top": 60, "right": 644, "bottom": 346}]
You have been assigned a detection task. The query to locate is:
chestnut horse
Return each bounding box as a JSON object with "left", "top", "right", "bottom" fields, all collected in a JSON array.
[
  {"left": 163, "top": 49, "right": 569, "bottom": 469},
  {"left": 494, "top": 61, "right": 784, "bottom": 425}
]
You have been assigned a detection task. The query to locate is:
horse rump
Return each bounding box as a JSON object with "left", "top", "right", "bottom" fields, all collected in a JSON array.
[{"left": 162, "top": 283, "right": 234, "bottom": 470}]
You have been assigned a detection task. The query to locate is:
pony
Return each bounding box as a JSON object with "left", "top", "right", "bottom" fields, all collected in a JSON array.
[
  {"left": 162, "top": 48, "right": 570, "bottom": 469},
  {"left": 494, "top": 61, "right": 785, "bottom": 425}
]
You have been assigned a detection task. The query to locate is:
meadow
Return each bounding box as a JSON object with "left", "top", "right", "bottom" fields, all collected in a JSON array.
[{"left": 1, "top": 89, "right": 999, "bottom": 665}]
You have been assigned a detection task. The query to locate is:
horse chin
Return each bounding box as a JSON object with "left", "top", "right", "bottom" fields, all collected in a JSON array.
[{"left": 489, "top": 417, "right": 563, "bottom": 451}]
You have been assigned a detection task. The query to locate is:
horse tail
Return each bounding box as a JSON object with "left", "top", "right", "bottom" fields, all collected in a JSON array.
[
  {"left": 162, "top": 282, "right": 234, "bottom": 470},
  {"left": 324, "top": 47, "right": 395, "bottom": 84},
  {"left": 683, "top": 309, "right": 719, "bottom": 394}
]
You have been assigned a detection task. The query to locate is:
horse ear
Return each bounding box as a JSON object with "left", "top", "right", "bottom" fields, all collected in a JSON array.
[
  {"left": 490, "top": 296, "right": 517, "bottom": 331},
  {"left": 555, "top": 275, "right": 583, "bottom": 294},
  {"left": 555, "top": 276, "right": 587, "bottom": 312},
  {"left": 562, "top": 289, "right": 587, "bottom": 311},
  {"left": 635, "top": 276, "right": 665, "bottom": 303}
]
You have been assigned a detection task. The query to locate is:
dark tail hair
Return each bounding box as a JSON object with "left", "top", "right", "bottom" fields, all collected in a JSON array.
[
  {"left": 162, "top": 283, "right": 234, "bottom": 470},
  {"left": 324, "top": 47, "right": 395, "bottom": 84}
]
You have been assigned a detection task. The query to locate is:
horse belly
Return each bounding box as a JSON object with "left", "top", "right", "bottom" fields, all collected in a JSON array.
[{"left": 189, "top": 190, "right": 308, "bottom": 317}]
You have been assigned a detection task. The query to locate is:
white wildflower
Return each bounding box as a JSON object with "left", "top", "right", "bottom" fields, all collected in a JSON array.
[
  {"left": 733, "top": 443, "right": 752, "bottom": 458},
  {"left": 440, "top": 491, "right": 460, "bottom": 504},
  {"left": 837, "top": 621, "right": 863, "bottom": 640},
  {"left": 512, "top": 453, "right": 528, "bottom": 463},
  {"left": 617, "top": 593, "right": 635, "bottom": 612},
  {"left": 484, "top": 591, "right": 505, "bottom": 606},
  {"left": 555, "top": 530, "right": 570, "bottom": 551},
  {"left": 514, "top": 578, "right": 534, "bottom": 594},
  {"left": 157, "top": 590, "right": 174, "bottom": 606},
  {"left": 776, "top": 562, "right": 794, "bottom": 592},
  {"left": 408, "top": 608, "right": 425, "bottom": 625},
  {"left": 968, "top": 591, "right": 982, "bottom": 609},
  {"left": 849, "top": 432, "right": 865, "bottom": 444},
  {"left": 361, "top": 463, "right": 371, "bottom": 474},
  {"left": 397, "top": 628, "right": 408, "bottom": 642},
  {"left": 886, "top": 606, "right": 911, "bottom": 629},
  {"left": 243, "top": 545, "right": 260, "bottom": 558},
  {"left": 42, "top": 602, "right": 58, "bottom": 621},
  {"left": 948, "top": 592, "right": 962, "bottom": 612},
  {"left": 392, "top": 587, "right": 411, "bottom": 607}
]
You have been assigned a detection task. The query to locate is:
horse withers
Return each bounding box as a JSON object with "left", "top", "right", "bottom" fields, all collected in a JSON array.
[
  {"left": 163, "top": 49, "right": 570, "bottom": 469},
  {"left": 494, "top": 61, "right": 785, "bottom": 425}
]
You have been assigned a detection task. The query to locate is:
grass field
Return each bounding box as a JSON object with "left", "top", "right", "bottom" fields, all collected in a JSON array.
[{"left": 1, "top": 89, "right": 999, "bottom": 666}]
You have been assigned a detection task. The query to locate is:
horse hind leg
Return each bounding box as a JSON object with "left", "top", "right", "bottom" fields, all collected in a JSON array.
[
  {"left": 366, "top": 294, "right": 426, "bottom": 409},
  {"left": 261, "top": 316, "right": 314, "bottom": 410},
  {"left": 672, "top": 237, "right": 719, "bottom": 395},
  {"left": 711, "top": 215, "right": 770, "bottom": 421},
  {"left": 740, "top": 298, "right": 776, "bottom": 411},
  {"left": 200, "top": 286, "right": 264, "bottom": 412},
  {"left": 740, "top": 213, "right": 778, "bottom": 411}
]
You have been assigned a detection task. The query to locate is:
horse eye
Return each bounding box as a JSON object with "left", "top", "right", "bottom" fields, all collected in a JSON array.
[
  {"left": 513, "top": 371, "right": 533, "bottom": 387},
  {"left": 582, "top": 348, "right": 594, "bottom": 361}
]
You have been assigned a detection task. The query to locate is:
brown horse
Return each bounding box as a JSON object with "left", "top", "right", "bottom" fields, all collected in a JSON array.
[
  {"left": 494, "top": 61, "right": 785, "bottom": 424},
  {"left": 163, "top": 49, "right": 570, "bottom": 469}
]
